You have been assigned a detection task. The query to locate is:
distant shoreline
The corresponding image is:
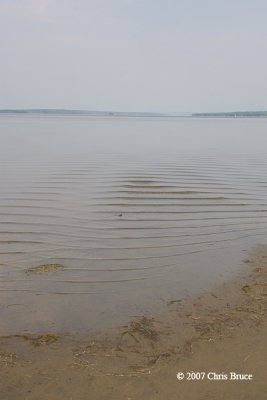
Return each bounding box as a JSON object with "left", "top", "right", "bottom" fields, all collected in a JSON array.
[{"left": 0, "top": 109, "right": 266, "bottom": 118}]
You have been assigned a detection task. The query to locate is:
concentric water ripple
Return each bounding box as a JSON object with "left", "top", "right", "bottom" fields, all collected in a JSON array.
[{"left": 1, "top": 116, "right": 267, "bottom": 334}]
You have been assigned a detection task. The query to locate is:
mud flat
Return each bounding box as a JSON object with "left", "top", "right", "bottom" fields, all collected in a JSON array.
[{"left": 0, "top": 246, "right": 267, "bottom": 400}]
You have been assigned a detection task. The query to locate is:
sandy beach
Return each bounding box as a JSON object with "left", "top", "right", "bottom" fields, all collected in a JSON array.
[{"left": 1, "top": 246, "right": 266, "bottom": 399}]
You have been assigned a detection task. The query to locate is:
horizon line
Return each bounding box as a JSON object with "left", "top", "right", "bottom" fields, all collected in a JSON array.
[{"left": 0, "top": 108, "right": 267, "bottom": 115}]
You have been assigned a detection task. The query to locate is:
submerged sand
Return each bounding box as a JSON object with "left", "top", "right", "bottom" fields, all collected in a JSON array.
[{"left": 0, "top": 247, "right": 267, "bottom": 399}]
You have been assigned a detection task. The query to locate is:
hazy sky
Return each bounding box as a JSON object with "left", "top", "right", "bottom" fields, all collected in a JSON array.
[{"left": 1, "top": 0, "right": 267, "bottom": 112}]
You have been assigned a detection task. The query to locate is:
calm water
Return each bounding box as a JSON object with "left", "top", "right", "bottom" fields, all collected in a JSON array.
[{"left": 1, "top": 115, "right": 267, "bottom": 335}]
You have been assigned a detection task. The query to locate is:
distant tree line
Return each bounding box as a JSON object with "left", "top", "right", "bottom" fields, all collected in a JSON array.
[{"left": 192, "top": 111, "right": 267, "bottom": 118}]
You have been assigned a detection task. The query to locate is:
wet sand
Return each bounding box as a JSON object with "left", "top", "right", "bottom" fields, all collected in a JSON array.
[{"left": 1, "top": 246, "right": 266, "bottom": 399}]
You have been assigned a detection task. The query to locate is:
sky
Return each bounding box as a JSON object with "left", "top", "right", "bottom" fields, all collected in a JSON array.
[{"left": 0, "top": 0, "right": 267, "bottom": 113}]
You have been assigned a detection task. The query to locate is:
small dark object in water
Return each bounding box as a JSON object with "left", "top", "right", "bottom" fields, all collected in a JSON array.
[{"left": 167, "top": 299, "right": 182, "bottom": 306}]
